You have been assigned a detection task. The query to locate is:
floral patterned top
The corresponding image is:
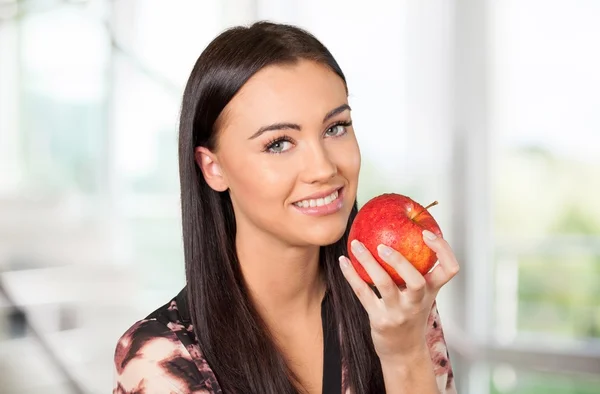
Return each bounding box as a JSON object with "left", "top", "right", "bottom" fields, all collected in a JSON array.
[{"left": 113, "top": 288, "right": 456, "bottom": 394}]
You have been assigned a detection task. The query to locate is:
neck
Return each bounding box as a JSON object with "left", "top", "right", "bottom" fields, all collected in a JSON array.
[{"left": 235, "top": 224, "right": 326, "bottom": 329}]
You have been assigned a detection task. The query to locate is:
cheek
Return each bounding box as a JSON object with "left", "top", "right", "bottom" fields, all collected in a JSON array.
[
  {"left": 226, "top": 155, "right": 296, "bottom": 204},
  {"left": 332, "top": 137, "right": 361, "bottom": 179}
]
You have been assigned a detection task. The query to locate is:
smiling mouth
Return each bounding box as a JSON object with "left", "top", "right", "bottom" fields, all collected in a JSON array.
[{"left": 293, "top": 188, "right": 342, "bottom": 208}]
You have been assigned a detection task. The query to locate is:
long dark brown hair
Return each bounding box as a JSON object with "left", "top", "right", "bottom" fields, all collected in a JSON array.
[{"left": 178, "top": 21, "right": 384, "bottom": 393}]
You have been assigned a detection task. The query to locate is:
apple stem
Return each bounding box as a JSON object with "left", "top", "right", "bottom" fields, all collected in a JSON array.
[{"left": 413, "top": 201, "right": 439, "bottom": 220}]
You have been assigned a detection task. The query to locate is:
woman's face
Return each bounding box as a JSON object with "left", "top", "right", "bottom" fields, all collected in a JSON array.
[{"left": 198, "top": 59, "right": 360, "bottom": 247}]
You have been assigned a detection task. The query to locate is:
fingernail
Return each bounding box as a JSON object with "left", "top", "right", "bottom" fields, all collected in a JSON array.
[
  {"left": 351, "top": 240, "right": 366, "bottom": 253},
  {"left": 423, "top": 229, "right": 437, "bottom": 241},
  {"left": 377, "top": 244, "right": 393, "bottom": 257},
  {"left": 339, "top": 256, "right": 349, "bottom": 268}
]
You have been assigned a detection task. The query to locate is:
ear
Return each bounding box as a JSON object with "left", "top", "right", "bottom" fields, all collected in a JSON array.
[{"left": 195, "top": 146, "right": 228, "bottom": 192}]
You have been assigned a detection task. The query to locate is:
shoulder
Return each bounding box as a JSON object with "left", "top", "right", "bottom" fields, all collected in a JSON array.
[{"left": 113, "top": 290, "right": 219, "bottom": 393}]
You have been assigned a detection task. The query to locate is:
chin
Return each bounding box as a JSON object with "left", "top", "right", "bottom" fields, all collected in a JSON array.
[{"left": 301, "top": 220, "right": 348, "bottom": 247}]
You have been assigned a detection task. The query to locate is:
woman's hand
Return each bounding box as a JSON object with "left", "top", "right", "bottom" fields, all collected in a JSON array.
[{"left": 339, "top": 229, "right": 459, "bottom": 362}]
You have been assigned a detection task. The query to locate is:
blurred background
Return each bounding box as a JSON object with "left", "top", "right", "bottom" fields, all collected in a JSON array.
[{"left": 0, "top": 0, "right": 599, "bottom": 393}]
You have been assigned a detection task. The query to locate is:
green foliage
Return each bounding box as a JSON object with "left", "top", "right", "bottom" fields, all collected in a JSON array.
[
  {"left": 492, "top": 146, "right": 600, "bottom": 392},
  {"left": 494, "top": 146, "right": 600, "bottom": 237}
]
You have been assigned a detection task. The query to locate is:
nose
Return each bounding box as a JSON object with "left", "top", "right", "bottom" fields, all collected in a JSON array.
[{"left": 301, "top": 142, "right": 337, "bottom": 184}]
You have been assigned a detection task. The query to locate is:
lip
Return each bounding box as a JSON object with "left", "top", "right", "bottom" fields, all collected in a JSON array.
[
  {"left": 292, "top": 186, "right": 344, "bottom": 204},
  {"left": 291, "top": 187, "right": 345, "bottom": 217}
]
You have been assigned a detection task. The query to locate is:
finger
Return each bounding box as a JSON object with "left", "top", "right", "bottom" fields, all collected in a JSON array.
[
  {"left": 424, "top": 264, "right": 451, "bottom": 292},
  {"left": 377, "top": 244, "right": 427, "bottom": 303},
  {"left": 422, "top": 230, "right": 460, "bottom": 289},
  {"left": 424, "top": 254, "right": 459, "bottom": 290},
  {"left": 350, "top": 240, "right": 399, "bottom": 303},
  {"left": 339, "top": 256, "right": 379, "bottom": 311}
]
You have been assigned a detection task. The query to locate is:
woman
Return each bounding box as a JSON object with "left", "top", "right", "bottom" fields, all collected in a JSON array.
[{"left": 113, "top": 21, "right": 459, "bottom": 394}]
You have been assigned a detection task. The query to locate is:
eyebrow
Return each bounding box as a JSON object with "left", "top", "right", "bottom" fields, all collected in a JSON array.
[{"left": 248, "top": 104, "right": 352, "bottom": 140}]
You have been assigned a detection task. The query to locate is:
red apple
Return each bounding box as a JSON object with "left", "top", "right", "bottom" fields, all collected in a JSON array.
[{"left": 347, "top": 193, "right": 443, "bottom": 286}]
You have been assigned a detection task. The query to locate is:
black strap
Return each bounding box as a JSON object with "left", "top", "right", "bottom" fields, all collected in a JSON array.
[{"left": 321, "top": 292, "right": 342, "bottom": 394}]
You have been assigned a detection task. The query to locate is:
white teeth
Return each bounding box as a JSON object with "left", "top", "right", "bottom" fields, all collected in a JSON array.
[{"left": 294, "top": 190, "right": 340, "bottom": 208}]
